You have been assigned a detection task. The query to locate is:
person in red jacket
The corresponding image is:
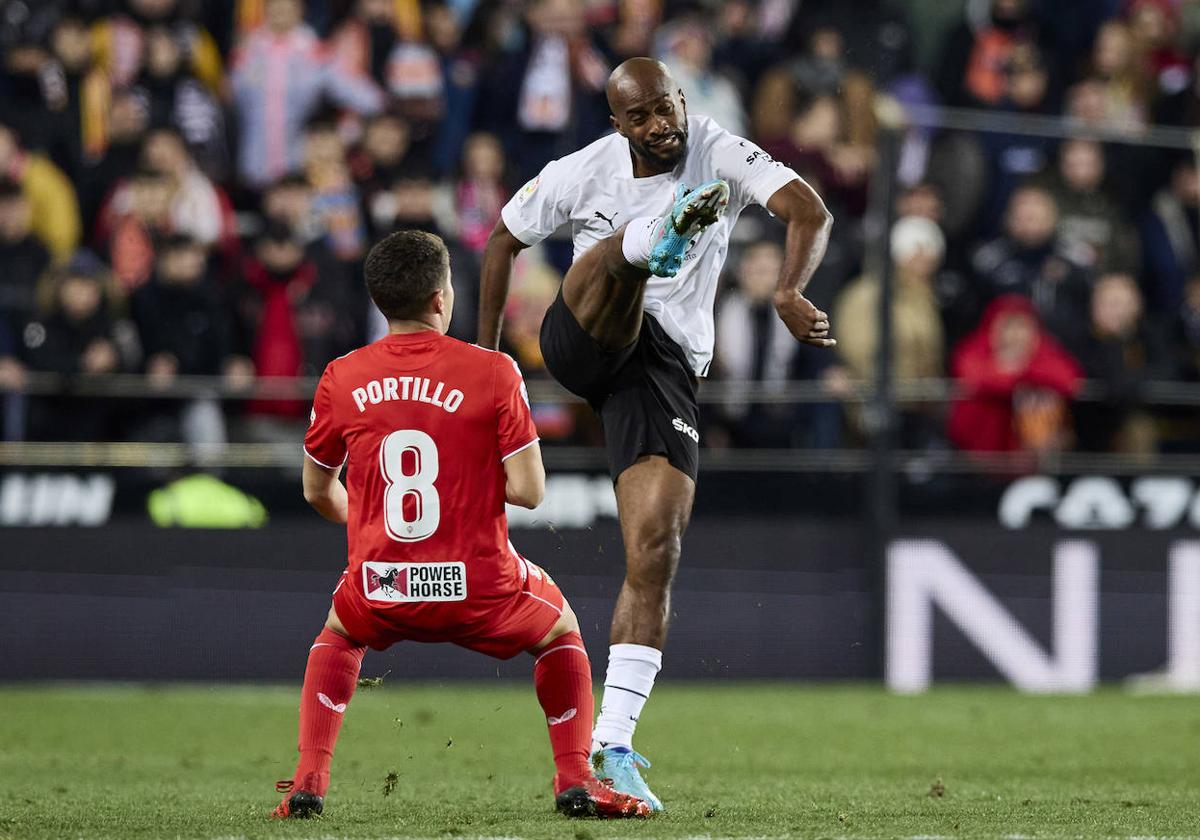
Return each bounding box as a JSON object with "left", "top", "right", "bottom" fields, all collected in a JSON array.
[{"left": 947, "top": 294, "right": 1083, "bottom": 456}]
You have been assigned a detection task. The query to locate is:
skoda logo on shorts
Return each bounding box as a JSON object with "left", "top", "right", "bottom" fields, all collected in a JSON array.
[{"left": 671, "top": 417, "right": 700, "bottom": 443}]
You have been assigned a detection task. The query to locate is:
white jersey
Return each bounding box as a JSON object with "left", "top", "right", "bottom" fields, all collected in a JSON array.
[{"left": 500, "top": 115, "right": 801, "bottom": 376}]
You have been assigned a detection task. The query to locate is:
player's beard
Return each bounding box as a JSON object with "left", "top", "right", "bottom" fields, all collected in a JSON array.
[{"left": 633, "top": 128, "right": 688, "bottom": 169}]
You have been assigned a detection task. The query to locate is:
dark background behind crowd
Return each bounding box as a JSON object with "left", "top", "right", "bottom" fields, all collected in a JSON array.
[{"left": 1, "top": 0, "right": 1199, "bottom": 463}]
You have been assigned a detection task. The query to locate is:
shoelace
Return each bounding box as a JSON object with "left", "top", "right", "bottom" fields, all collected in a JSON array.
[{"left": 612, "top": 749, "right": 652, "bottom": 771}]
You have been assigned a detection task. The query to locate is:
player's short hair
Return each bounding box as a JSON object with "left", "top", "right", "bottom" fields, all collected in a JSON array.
[{"left": 364, "top": 230, "right": 450, "bottom": 321}]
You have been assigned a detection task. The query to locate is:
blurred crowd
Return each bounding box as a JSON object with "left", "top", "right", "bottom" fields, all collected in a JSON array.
[{"left": 1, "top": 0, "right": 1199, "bottom": 460}]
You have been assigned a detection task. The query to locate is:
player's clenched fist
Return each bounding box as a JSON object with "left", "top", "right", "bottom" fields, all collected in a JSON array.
[{"left": 774, "top": 288, "right": 835, "bottom": 347}]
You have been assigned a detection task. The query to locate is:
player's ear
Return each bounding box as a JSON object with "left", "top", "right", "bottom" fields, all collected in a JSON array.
[
  {"left": 678, "top": 88, "right": 687, "bottom": 117},
  {"left": 610, "top": 114, "right": 625, "bottom": 138}
]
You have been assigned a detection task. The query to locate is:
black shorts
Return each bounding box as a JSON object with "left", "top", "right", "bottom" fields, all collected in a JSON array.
[{"left": 539, "top": 291, "right": 700, "bottom": 482}]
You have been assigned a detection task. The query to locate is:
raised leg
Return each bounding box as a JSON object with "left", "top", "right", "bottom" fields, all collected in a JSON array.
[{"left": 559, "top": 226, "right": 652, "bottom": 351}]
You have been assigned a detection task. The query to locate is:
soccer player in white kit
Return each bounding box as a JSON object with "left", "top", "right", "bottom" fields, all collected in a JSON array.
[{"left": 478, "top": 58, "right": 834, "bottom": 809}]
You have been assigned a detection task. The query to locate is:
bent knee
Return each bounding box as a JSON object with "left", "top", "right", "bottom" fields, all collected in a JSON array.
[{"left": 540, "top": 602, "right": 581, "bottom": 646}]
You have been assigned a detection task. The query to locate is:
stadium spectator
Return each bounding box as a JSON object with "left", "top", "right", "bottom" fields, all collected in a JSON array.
[
  {"left": 383, "top": 25, "right": 446, "bottom": 132},
  {"left": 238, "top": 222, "right": 361, "bottom": 418},
  {"left": 350, "top": 112, "right": 416, "bottom": 235},
  {"left": 0, "top": 122, "right": 82, "bottom": 263},
  {"left": 0, "top": 27, "right": 75, "bottom": 174},
  {"left": 610, "top": 0, "right": 662, "bottom": 61},
  {"left": 971, "top": 185, "right": 1093, "bottom": 346},
  {"left": 0, "top": 180, "right": 51, "bottom": 339},
  {"left": 78, "top": 90, "right": 150, "bottom": 229},
  {"left": 141, "top": 128, "right": 236, "bottom": 253},
  {"left": 975, "top": 42, "right": 1058, "bottom": 230},
  {"left": 90, "top": 0, "right": 224, "bottom": 94},
  {"left": 935, "top": 0, "right": 1041, "bottom": 108},
  {"left": 787, "top": 22, "right": 848, "bottom": 98},
  {"left": 1125, "top": 0, "right": 1190, "bottom": 101},
  {"left": 363, "top": 171, "right": 477, "bottom": 343},
  {"left": 424, "top": 1, "right": 483, "bottom": 176},
  {"left": 328, "top": 0, "right": 402, "bottom": 89},
  {"left": 261, "top": 175, "right": 321, "bottom": 245},
  {"left": 748, "top": 68, "right": 796, "bottom": 157},
  {"left": 1039, "top": 138, "right": 1139, "bottom": 273},
  {"left": 301, "top": 119, "right": 369, "bottom": 264},
  {"left": 834, "top": 216, "right": 946, "bottom": 446},
  {"left": 16, "top": 251, "right": 139, "bottom": 441},
  {"left": 129, "top": 24, "right": 229, "bottom": 180},
  {"left": 475, "top": 0, "right": 611, "bottom": 183},
  {"left": 48, "top": 13, "right": 109, "bottom": 173},
  {"left": 453, "top": 132, "right": 507, "bottom": 254},
  {"left": 1141, "top": 158, "right": 1200, "bottom": 313},
  {"left": 713, "top": 240, "right": 839, "bottom": 448},
  {"left": 229, "top": 0, "right": 383, "bottom": 190},
  {"left": 97, "top": 165, "right": 176, "bottom": 292},
  {"left": 768, "top": 94, "right": 871, "bottom": 218},
  {"left": 1069, "top": 272, "right": 1175, "bottom": 453},
  {"left": 657, "top": 18, "right": 747, "bottom": 136},
  {"left": 1085, "top": 19, "right": 1151, "bottom": 130},
  {"left": 946, "top": 294, "right": 1082, "bottom": 456},
  {"left": 131, "top": 234, "right": 253, "bottom": 445}
]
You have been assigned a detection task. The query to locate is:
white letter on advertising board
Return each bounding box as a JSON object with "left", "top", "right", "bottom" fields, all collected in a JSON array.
[{"left": 887, "top": 539, "right": 1098, "bottom": 693}]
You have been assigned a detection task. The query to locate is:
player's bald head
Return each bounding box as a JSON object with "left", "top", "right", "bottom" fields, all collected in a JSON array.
[{"left": 606, "top": 58, "right": 676, "bottom": 115}]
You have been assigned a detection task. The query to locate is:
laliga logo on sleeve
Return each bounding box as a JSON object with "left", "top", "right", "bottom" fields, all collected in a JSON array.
[{"left": 516, "top": 176, "right": 540, "bottom": 206}]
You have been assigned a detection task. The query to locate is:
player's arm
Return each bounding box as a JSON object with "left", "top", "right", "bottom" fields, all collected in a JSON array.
[
  {"left": 766, "top": 179, "right": 835, "bottom": 348},
  {"left": 503, "top": 441, "right": 545, "bottom": 509},
  {"left": 302, "top": 456, "right": 348, "bottom": 524},
  {"left": 478, "top": 218, "right": 528, "bottom": 350},
  {"left": 480, "top": 162, "right": 571, "bottom": 349}
]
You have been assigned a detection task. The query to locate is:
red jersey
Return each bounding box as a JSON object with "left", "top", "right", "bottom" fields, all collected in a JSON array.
[{"left": 304, "top": 331, "right": 539, "bottom": 627}]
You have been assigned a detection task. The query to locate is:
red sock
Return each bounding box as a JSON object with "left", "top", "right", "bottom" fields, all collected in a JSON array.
[
  {"left": 533, "top": 632, "right": 594, "bottom": 793},
  {"left": 292, "top": 627, "right": 366, "bottom": 796}
]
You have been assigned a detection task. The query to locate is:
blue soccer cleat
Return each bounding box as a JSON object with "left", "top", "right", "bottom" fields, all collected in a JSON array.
[
  {"left": 646, "top": 179, "right": 730, "bottom": 278},
  {"left": 591, "top": 746, "right": 664, "bottom": 812}
]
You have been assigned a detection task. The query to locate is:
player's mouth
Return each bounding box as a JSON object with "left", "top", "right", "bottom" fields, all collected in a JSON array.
[{"left": 647, "top": 133, "right": 683, "bottom": 151}]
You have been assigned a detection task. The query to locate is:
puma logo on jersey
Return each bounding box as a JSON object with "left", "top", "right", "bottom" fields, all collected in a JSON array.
[
  {"left": 547, "top": 708, "right": 577, "bottom": 726},
  {"left": 593, "top": 210, "right": 618, "bottom": 230},
  {"left": 672, "top": 417, "right": 699, "bottom": 442},
  {"left": 317, "top": 692, "right": 347, "bottom": 714}
]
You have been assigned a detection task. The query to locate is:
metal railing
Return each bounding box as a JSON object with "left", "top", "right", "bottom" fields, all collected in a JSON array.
[{"left": 6, "top": 371, "right": 1200, "bottom": 405}]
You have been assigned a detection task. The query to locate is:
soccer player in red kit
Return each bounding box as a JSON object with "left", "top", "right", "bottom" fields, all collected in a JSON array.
[{"left": 270, "top": 230, "right": 650, "bottom": 820}]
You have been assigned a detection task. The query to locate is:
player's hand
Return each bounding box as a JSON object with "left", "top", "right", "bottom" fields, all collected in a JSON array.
[{"left": 774, "top": 289, "right": 835, "bottom": 347}]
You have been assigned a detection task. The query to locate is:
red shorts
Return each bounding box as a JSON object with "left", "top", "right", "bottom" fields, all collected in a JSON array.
[{"left": 331, "top": 557, "right": 565, "bottom": 660}]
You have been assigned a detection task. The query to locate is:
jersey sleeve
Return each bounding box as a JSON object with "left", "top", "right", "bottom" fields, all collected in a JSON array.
[
  {"left": 493, "top": 353, "right": 539, "bottom": 461},
  {"left": 711, "top": 131, "right": 801, "bottom": 211},
  {"left": 500, "top": 159, "right": 572, "bottom": 246},
  {"left": 304, "top": 367, "right": 347, "bottom": 469}
]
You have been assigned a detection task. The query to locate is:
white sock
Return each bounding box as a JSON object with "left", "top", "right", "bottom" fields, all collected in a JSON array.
[
  {"left": 591, "top": 643, "right": 662, "bottom": 751},
  {"left": 620, "top": 217, "right": 662, "bottom": 269}
]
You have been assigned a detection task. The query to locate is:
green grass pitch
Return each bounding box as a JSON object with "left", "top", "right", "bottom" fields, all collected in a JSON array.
[{"left": 0, "top": 683, "right": 1197, "bottom": 839}]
